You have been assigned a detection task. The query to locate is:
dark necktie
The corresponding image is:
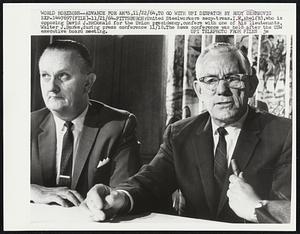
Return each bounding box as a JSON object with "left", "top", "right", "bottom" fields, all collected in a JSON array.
[
  {"left": 214, "top": 127, "right": 228, "bottom": 198},
  {"left": 57, "top": 121, "right": 74, "bottom": 187}
]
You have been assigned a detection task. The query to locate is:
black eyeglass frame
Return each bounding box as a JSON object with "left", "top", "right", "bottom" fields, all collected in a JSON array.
[{"left": 198, "top": 73, "right": 249, "bottom": 90}]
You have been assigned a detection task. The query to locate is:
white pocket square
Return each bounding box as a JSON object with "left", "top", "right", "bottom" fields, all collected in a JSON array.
[{"left": 97, "top": 157, "right": 110, "bottom": 168}]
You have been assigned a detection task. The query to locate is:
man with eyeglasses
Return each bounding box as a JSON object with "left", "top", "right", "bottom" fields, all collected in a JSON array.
[
  {"left": 81, "top": 43, "right": 291, "bottom": 223},
  {"left": 31, "top": 40, "right": 140, "bottom": 207}
]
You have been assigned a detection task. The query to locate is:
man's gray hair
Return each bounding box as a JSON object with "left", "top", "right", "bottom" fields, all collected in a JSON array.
[{"left": 195, "top": 42, "right": 253, "bottom": 79}]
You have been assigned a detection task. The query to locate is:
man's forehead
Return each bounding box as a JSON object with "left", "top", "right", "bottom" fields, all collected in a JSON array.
[
  {"left": 197, "top": 51, "right": 241, "bottom": 74},
  {"left": 202, "top": 50, "right": 237, "bottom": 63},
  {"left": 39, "top": 49, "right": 83, "bottom": 69},
  {"left": 40, "top": 49, "right": 76, "bottom": 61}
]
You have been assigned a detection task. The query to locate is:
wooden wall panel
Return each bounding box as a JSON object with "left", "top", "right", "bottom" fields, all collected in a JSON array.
[
  {"left": 31, "top": 36, "right": 52, "bottom": 111},
  {"left": 118, "top": 36, "right": 166, "bottom": 163}
]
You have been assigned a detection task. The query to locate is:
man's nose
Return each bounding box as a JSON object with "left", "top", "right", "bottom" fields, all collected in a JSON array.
[
  {"left": 48, "top": 76, "right": 60, "bottom": 93},
  {"left": 216, "top": 80, "right": 230, "bottom": 95}
]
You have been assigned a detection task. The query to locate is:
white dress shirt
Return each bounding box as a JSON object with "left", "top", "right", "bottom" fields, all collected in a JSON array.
[
  {"left": 52, "top": 106, "right": 89, "bottom": 184},
  {"left": 211, "top": 107, "right": 249, "bottom": 167}
]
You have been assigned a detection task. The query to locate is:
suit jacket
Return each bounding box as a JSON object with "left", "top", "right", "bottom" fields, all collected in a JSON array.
[
  {"left": 256, "top": 200, "right": 290, "bottom": 223},
  {"left": 31, "top": 100, "right": 141, "bottom": 197},
  {"left": 117, "top": 107, "right": 292, "bottom": 222}
]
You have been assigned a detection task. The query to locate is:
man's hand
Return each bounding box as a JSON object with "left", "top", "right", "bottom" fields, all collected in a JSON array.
[
  {"left": 31, "top": 184, "right": 83, "bottom": 207},
  {"left": 80, "top": 184, "right": 129, "bottom": 222},
  {"left": 227, "top": 172, "right": 261, "bottom": 222}
]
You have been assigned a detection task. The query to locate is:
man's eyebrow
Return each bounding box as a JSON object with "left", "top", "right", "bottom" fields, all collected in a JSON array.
[
  {"left": 224, "top": 72, "right": 238, "bottom": 76},
  {"left": 202, "top": 73, "right": 218, "bottom": 77},
  {"left": 39, "top": 70, "right": 49, "bottom": 74},
  {"left": 214, "top": 72, "right": 240, "bottom": 76},
  {"left": 201, "top": 72, "right": 240, "bottom": 77},
  {"left": 55, "top": 69, "right": 71, "bottom": 74},
  {"left": 40, "top": 69, "right": 71, "bottom": 76}
]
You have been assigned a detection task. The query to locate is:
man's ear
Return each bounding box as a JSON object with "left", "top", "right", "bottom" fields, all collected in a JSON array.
[
  {"left": 84, "top": 73, "right": 96, "bottom": 93},
  {"left": 193, "top": 79, "right": 202, "bottom": 99},
  {"left": 248, "top": 68, "right": 258, "bottom": 97}
]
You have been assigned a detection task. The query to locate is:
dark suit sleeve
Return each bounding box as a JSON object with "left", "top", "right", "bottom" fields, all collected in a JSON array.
[
  {"left": 270, "top": 126, "right": 292, "bottom": 200},
  {"left": 116, "top": 124, "right": 177, "bottom": 214},
  {"left": 109, "top": 114, "right": 141, "bottom": 187},
  {"left": 256, "top": 125, "right": 292, "bottom": 223}
]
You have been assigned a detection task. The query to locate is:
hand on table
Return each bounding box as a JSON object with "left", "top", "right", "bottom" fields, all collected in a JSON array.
[
  {"left": 226, "top": 172, "right": 261, "bottom": 222},
  {"left": 80, "top": 184, "right": 129, "bottom": 222},
  {"left": 31, "top": 184, "right": 83, "bottom": 207}
]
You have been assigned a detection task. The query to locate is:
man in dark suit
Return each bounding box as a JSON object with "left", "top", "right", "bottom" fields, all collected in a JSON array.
[
  {"left": 81, "top": 43, "right": 292, "bottom": 223},
  {"left": 31, "top": 40, "right": 140, "bottom": 207}
]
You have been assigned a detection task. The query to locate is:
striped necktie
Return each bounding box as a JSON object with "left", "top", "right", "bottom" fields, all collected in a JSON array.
[
  {"left": 214, "top": 127, "right": 228, "bottom": 198},
  {"left": 57, "top": 121, "right": 74, "bottom": 187}
]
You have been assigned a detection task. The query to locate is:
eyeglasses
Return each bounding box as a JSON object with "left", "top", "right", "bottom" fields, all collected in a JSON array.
[{"left": 198, "top": 74, "right": 248, "bottom": 91}]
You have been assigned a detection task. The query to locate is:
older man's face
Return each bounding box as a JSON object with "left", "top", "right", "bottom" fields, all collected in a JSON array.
[
  {"left": 194, "top": 51, "right": 253, "bottom": 126},
  {"left": 39, "top": 49, "right": 90, "bottom": 120}
]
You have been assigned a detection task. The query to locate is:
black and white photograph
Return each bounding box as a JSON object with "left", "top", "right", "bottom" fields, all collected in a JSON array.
[{"left": 3, "top": 3, "right": 296, "bottom": 231}]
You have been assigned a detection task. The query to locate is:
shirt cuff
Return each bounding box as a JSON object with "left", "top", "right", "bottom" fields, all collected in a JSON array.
[
  {"left": 117, "top": 189, "right": 134, "bottom": 213},
  {"left": 254, "top": 200, "right": 269, "bottom": 223}
]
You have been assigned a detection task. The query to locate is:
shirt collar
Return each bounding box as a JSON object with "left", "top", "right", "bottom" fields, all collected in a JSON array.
[
  {"left": 211, "top": 106, "right": 249, "bottom": 136},
  {"left": 72, "top": 105, "right": 89, "bottom": 132},
  {"left": 52, "top": 105, "right": 89, "bottom": 132}
]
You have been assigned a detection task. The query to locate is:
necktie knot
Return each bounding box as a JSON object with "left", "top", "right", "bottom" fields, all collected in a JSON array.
[
  {"left": 64, "top": 121, "right": 73, "bottom": 130},
  {"left": 217, "top": 127, "right": 227, "bottom": 137}
]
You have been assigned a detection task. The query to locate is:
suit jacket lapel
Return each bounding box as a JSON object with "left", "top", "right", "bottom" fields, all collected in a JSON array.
[
  {"left": 38, "top": 113, "right": 56, "bottom": 186},
  {"left": 71, "top": 103, "right": 102, "bottom": 189},
  {"left": 192, "top": 116, "right": 216, "bottom": 216},
  {"left": 217, "top": 108, "right": 261, "bottom": 216},
  {"left": 71, "top": 126, "right": 98, "bottom": 189},
  {"left": 231, "top": 108, "right": 261, "bottom": 172}
]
